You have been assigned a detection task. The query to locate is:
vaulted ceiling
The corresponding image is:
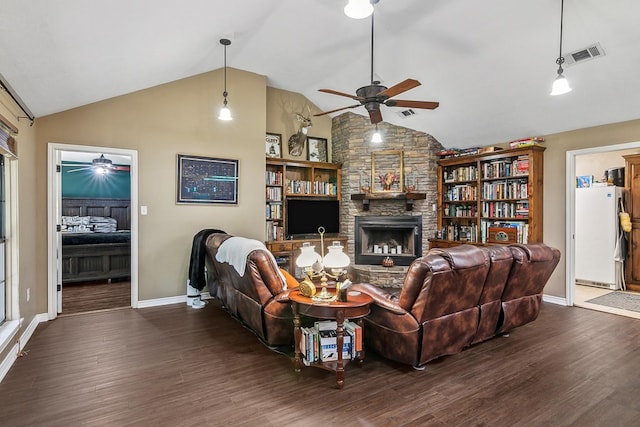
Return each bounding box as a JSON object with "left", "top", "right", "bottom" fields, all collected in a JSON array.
[{"left": 1, "top": 0, "right": 640, "bottom": 148}]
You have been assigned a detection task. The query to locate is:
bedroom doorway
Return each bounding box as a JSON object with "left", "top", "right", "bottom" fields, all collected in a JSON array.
[{"left": 47, "top": 143, "right": 139, "bottom": 319}]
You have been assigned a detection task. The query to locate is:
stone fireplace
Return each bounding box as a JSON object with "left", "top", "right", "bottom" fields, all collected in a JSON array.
[
  {"left": 354, "top": 215, "right": 422, "bottom": 266},
  {"left": 330, "top": 112, "right": 444, "bottom": 272}
]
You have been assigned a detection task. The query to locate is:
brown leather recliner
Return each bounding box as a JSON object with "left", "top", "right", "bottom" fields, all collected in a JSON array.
[
  {"left": 205, "top": 233, "right": 294, "bottom": 347},
  {"left": 497, "top": 243, "right": 561, "bottom": 334},
  {"left": 352, "top": 243, "right": 560, "bottom": 368},
  {"left": 352, "top": 245, "right": 491, "bottom": 368}
]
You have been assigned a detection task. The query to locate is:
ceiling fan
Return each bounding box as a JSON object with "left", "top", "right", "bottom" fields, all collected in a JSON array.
[
  {"left": 66, "top": 154, "right": 130, "bottom": 173},
  {"left": 314, "top": 1, "right": 439, "bottom": 124}
]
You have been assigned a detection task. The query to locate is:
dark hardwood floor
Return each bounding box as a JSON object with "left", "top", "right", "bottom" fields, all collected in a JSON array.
[
  {"left": 61, "top": 280, "right": 130, "bottom": 315},
  {"left": 1, "top": 300, "right": 639, "bottom": 426}
]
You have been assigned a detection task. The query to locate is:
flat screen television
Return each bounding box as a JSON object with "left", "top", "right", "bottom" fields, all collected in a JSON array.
[{"left": 286, "top": 198, "right": 340, "bottom": 238}]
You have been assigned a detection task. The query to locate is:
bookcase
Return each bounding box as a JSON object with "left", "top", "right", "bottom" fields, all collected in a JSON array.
[
  {"left": 429, "top": 146, "right": 545, "bottom": 249},
  {"left": 265, "top": 158, "right": 341, "bottom": 241},
  {"left": 265, "top": 158, "right": 344, "bottom": 276}
]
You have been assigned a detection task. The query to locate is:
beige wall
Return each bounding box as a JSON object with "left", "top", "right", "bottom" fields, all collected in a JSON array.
[
  {"left": 541, "top": 118, "right": 640, "bottom": 298},
  {"left": 36, "top": 68, "right": 267, "bottom": 301},
  {"left": 266, "top": 87, "right": 332, "bottom": 161}
]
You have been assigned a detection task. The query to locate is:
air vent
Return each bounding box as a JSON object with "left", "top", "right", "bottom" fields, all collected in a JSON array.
[
  {"left": 565, "top": 42, "right": 605, "bottom": 66},
  {"left": 396, "top": 109, "right": 417, "bottom": 119}
]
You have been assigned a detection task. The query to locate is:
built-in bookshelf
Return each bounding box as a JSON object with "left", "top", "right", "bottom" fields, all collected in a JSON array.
[
  {"left": 429, "top": 145, "right": 545, "bottom": 248},
  {"left": 265, "top": 158, "right": 341, "bottom": 242}
]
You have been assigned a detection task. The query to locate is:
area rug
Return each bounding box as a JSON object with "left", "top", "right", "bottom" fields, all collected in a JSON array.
[{"left": 585, "top": 292, "right": 640, "bottom": 313}]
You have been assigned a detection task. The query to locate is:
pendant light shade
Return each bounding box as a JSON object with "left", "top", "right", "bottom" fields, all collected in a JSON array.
[
  {"left": 550, "top": 0, "right": 572, "bottom": 96},
  {"left": 371, "top": 124, "right": 382, "bottom": 143},
  {"left": 344, "top": 0, "right": 374, "bottom": 19},
  {"left": 218, "top": 38, "right": 233, "bottom": 120}
]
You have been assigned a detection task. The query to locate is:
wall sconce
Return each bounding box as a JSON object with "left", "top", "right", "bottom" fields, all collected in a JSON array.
[{"left": 218, "top": 38, "right": 233, "bottom": 120}]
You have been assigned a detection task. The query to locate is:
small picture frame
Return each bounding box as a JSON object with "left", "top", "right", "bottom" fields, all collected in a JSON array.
[
  {"left": 577, "top": 175, "right": 593, "bottom": 188},
  {"left": 266, "top": 133, "right": 282, "bottom": 158},
  {"left": 307, "top": 137, "right": 328, "bottom": 162}
]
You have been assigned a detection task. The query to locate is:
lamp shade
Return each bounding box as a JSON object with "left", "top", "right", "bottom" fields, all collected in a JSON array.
[
  {"left": 323, "top": 241, "right": 350, "bottom": 269},
  {"left": 218, "top": 105, "right": 232, "bottom": 120},
  {"left": 371, "top": 130, "right": 382, "bottom": 143},
  {"left": 344, "top": 0, "right": 373, "bottom": 19},
  {"left": 295, "top": 242, "right": 322, "bottom": 268},
  {"left": 550, "top": 74, "right": 572, "bottom": 96}
]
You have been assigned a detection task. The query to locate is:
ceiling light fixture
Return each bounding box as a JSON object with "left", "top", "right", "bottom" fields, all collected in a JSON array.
[
  {"left": 550, "top": 0, "right": 572, "bottom": 96},
  {"left": 344, "top": 0, "right": 375, "bottom": 19},
  {"left": 371, "top": 124, "right": 382, "bottom": 143},
  {"left": 218, "top": 38, "right": 233, "bottom": 120}
]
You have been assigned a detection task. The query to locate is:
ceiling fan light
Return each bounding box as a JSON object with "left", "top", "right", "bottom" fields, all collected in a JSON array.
[
  {"left": 550, "top": 73, "right": 572, "bottom": 96},
  {"left": 344, "top": 0, "right": 373, "bottom": 19},
  {"left": 371, "top": 127, "right": 382, "bottom": 143}
]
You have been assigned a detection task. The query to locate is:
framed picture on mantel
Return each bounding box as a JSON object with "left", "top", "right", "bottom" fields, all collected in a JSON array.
[{"left": 372, "top": 150, "right": 403, "bottom": 193}]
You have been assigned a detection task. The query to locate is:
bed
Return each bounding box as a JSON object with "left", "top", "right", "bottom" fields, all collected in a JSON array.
[{"left": 61, "top": 198, "right": 131, "bottom": 284}]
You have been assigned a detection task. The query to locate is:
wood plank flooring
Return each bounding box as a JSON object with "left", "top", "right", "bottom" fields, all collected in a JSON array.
[
  {"left": 1, "top": 300, "right": 639, "bottom": 426},
  {"left": 61, "top": 280, "right": 130, "bottom": 315}
]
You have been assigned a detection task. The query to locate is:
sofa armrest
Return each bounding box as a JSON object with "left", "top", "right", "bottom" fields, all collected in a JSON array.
[
  {"left": 351, "top": 283, "right": 408, "bottom": 315},
  {"left": 273, "top": 289, "right": 292, "bottom": 303}
]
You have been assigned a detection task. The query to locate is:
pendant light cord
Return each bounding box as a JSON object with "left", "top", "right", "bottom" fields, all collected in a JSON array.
[
  {"left": 556, "top": 0, "right": 565, "bottom": 69},
  {"left": 370, "top": 8, "right": 375, "bottom": 84}
]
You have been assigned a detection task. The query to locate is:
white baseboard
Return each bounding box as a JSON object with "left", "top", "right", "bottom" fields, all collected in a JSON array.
[
  {"left": 0, "top": 312, "right": 48, "bottom": 383},
  {"left": 543, "top": 294, "right": 568, "bottom": 306},
  {"left": 136, "top": 295, "right": 186, "bottom": 308}
]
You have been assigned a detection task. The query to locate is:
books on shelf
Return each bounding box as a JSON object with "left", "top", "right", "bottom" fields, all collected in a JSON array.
[
  {"left": 508, "top": 137, "right": 544, "bottom": 149},
  {"left": 300, "top": 320, "right": 362, "bottom": 364}
]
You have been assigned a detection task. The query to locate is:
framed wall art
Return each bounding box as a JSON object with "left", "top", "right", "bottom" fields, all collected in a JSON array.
[
  {"left": 307, "top": 136, "right": 328, "bottom": 162},
  {"left": 177, "top": 154, "right": 239, "bottom": 204},
  {"left": 371, "top": 150, "right": 403, "bottom": 193},
  {"left": 265, "top": 133, "right": 282, "bottom": 158}
]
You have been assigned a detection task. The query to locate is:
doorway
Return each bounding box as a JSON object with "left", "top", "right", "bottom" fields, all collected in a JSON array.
[
  {"left": 47, "top": 143, "right": 139, "bottom": 319},
  {"left": 566, "top": 142, "right": 640, "bottom": 318}
]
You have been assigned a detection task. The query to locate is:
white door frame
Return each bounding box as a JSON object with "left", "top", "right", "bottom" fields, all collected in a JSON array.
[
  {"left": 565, "top": 141, "right": 640, "bottom": 307},
  {"left": 47, "top": 143, "right": 139, "bottom": 319}
]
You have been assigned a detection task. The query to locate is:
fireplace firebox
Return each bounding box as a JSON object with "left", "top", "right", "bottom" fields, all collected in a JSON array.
[{"left": 354, "top": 216, "right": 422, "bottom": 266}]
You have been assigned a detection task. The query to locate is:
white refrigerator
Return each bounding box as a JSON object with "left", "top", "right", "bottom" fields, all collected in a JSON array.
[{"left": 575, "top": 186, "right": 624, "bottom": 290}]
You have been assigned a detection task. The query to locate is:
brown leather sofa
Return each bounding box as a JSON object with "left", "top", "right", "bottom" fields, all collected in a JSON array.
[
  {"left": 351, "top": 243, "right": 560, "bottom": 368},
  {"left": 205, "top": 233, "right": 294, "bottom": 347}
]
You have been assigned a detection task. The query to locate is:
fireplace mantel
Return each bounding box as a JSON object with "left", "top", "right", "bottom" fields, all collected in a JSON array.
[{"left": 350, "top": 192, "right": 426, "bottom": 211}]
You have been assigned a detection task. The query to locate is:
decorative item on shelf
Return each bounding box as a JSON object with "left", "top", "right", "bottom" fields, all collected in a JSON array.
[
  {"left": 295, "top": 226, "right": 350, "bottom": 303},
  {"left": 379, "top": 172, "right": 399, "bottom": 191},
  {"left": 382, "top": 256, "right": 394, "bottom": 268},
  {"left": 288, "top": 112, "right": 312, "bottom": 157},
  {"left": 404, "top": 172, "right": 417, "bottom": 192},
  {"left": 360, "top": 172, "right": 371, "bottom": 193}
]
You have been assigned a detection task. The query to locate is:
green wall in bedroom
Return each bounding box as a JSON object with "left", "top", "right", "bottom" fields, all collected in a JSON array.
[{"left": 61, "top": 162, "right": 131, "bottom": 198}]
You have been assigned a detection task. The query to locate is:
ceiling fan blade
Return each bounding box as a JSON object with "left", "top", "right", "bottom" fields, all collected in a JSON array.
[
  {"left": 66, "top": 167, "right": 92, "bottom": 173},
  {"left": 387, "top": 99, "right": 440, "bottom": 110},
  {"left": 377, "top": 79, "right": 421, "bottom": 99},
  {"left": 318, "top": 88, "right": 364, "bottom": 101},
  {"left": 314, "top": 104, "right": 361, "bottom": 117},
  {"left": 369, "top": 109, "right": 383, "bottom": 124}
]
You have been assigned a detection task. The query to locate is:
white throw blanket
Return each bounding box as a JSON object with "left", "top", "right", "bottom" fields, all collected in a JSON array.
[{"left": 215, "top": 236, "right": 287, "bottom": 288}]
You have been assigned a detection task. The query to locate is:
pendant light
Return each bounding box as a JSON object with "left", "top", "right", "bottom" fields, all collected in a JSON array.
[
  {"left": 371, "top": 124, "right": 382, "bottom": 143},
  {"left": 550, "top": 0, "right": 572, "bottom": 96},
  {"left": 218, "top": 38, "right": 233, "bottom": 121},
  {"left": 344, "top": 0, "right": 374, "bottom": 19}
]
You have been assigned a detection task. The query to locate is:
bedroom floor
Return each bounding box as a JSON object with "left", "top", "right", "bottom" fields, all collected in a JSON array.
[{"left": 61, "top": 280, "right": 130, "bottom": 315}]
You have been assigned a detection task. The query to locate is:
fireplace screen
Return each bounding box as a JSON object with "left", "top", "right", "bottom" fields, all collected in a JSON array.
[{"left": 355, "top": 216, "right": 422, "bottom": 266}]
